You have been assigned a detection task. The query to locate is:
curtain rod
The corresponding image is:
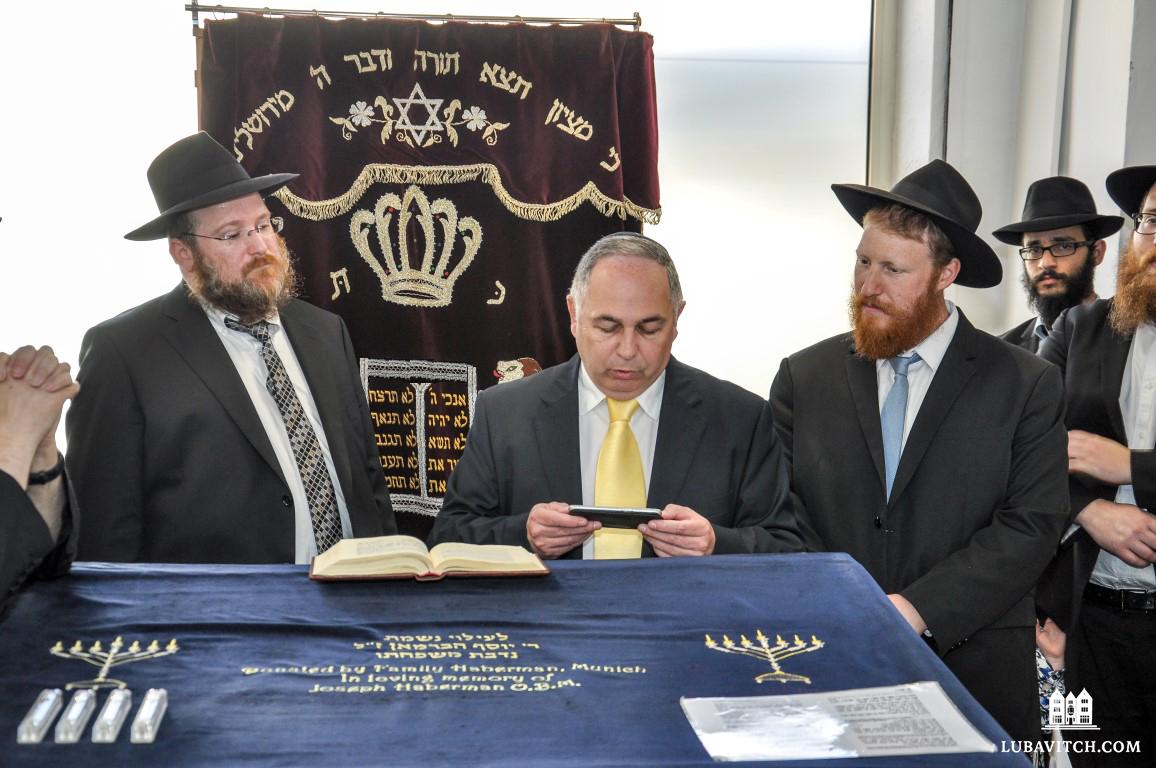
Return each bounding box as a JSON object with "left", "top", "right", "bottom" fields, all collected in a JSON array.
[{"left": 185, "top": 4, "right": 642, "bottom": 30}]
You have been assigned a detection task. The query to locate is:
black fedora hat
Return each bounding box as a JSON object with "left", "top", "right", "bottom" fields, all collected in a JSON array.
[
  {"left": 832, "top": 159, "right": 1002, "bottom": 288},
  {"left": 992, "top": 176, "right": 1123, "bottom": 245},
  {"left": 1105, "top": 165, "right": 1156, "bottom": 217},
  {"left": 125, "top": 132, "right": 298, "bottom": 241}
]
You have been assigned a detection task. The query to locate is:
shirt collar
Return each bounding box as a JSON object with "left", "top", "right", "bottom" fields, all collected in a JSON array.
[
  {"left": 1032, "top": 316, "right": 1049, "bottom": 341},
  {"left": 1135, "top": 321, "right": 1156, "bottom": 344},
  {"left": 203, "top": 302, "right": 283, "bottom": 335},
  {"left": 577, "top": 361, "right": 666, "bottom": 420}
]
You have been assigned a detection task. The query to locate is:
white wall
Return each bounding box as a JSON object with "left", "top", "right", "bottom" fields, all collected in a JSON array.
[
  {"left": 0, "top": 0, "right": 871, "bottom": 411},
  {"left": 0, "top": 3, "right": 195, "bottom": 366}
]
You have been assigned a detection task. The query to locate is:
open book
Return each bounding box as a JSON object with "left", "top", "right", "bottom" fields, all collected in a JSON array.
[{"left": 309, "top": 535, "right": 550, "bottom": 581}]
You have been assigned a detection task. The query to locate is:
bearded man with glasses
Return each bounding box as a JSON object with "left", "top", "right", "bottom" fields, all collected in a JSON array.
[
  {"left": 66, "top": 132, "right": 396, "bottom": 563},
  {"left": 994, "top": 176, "right": 1123, "bottom": 354},
  {"left": 1035, "top": 165, "right": 1156, "bottom": 766}
]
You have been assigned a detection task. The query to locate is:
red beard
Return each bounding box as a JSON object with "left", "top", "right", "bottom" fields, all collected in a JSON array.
[
  {"left": 849, "top": 276, "right": 947, "bottom": 360},
  {"left": 1109, "top": 240, "right": 1156, "bottom": 335},
  {"left": 189, "top": 235, "right": 298, "bottom": 324}
]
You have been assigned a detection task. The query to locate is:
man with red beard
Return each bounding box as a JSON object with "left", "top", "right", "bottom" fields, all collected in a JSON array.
[
  {"left": 66, "top": 132, "right": 396, "bottom": 563},
  {"left": 1036, "top": 165, "right": 1156, "bottom": 765},
  {"left": 994, "top": 176, "right": 1122, "bottom": 353},
  {"left": 769, "top": 159, "right": 1069, "bottom": 744}
]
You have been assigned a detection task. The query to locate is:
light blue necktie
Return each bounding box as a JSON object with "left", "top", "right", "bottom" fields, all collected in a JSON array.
[{"left": 881, "top": 353, "right": 920, "bottom": 500}]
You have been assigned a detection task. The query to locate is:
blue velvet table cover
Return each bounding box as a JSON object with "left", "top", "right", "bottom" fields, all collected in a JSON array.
[{"left": 1, "top": 553, "right": 1026, "bottom": 766}]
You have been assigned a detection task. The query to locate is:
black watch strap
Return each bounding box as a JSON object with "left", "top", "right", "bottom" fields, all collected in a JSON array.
[{"left": 28, "top": 452, "right": 64, "bottom": 486}]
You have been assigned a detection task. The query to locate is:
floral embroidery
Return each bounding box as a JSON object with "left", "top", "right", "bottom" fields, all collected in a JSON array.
[{"left": 462, "top": 106, "right": 488, "bottom": 131}]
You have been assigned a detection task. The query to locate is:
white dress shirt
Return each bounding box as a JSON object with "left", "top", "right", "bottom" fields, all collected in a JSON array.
[
  {"left": 204, "top": 304, "right": 353, "bottom": 564},
  {"left": 1090, "top": 321, "right": 1156, "bottom": 590},
  {"left": 576, "top": 363, "right": 665, "bottom": 559},
  {"left": 874, "top": 301, "right": 961, "bottom": 449}
]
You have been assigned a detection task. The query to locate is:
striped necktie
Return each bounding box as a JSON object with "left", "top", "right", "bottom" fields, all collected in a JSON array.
[{"left": 225, "top": 317, "right": 343, "bottom": 553}]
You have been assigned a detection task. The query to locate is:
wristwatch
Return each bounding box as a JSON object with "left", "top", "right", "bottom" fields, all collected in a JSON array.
[{"left": 28, "top": 452, "right": 64, "bottom": 485}]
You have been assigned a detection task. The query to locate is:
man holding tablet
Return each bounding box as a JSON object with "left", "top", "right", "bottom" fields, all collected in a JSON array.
[{"left": 428, "top": 232, "right": 801, "bottom": 559}]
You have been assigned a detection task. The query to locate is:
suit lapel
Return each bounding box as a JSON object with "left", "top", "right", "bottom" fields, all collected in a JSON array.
[
  {"left": 845, "top": 346, "right": 886, "bottom": 494},
  {"left": 532, "top": 357, "right": 583, "bottom": 503},
  {"left": 281, "top": 302, "right": 354, "bottom": 495},
  {"left": 888, "top": 313, "right": 979, "bottom": 504},
  {"left": 649, "top": 359, "right": 708, "bottom": 506},
  {"left": 160, "top": 285, "right": 284, "bottom": 481},
  {"left": 1100, "top": 316, "right": 1132, "bottom": 440}
]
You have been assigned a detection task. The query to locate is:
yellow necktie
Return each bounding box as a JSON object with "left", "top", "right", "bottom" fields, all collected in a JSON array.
[{"left": 593, "top": 398, "right": 646, "bottom": 559}]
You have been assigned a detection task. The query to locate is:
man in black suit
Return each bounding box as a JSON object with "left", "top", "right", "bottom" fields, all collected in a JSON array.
[
  {"left": 66, "top": 132, "right": 396, "bottom": 563},
  {"left": 1, "top": 345, "right": 76, "bottom": 611},
  {"left": 1038, "top": 164, "right": 1156, "bottom": 764},
  {"left": 429, "top": 232, "right": 801, "bottom": 559},
  {"left": 769, "top": 160, "right": 1069, "bottom": 743},
  {"left": 994, "top": 176, "right": 1122, "bottom": 352}
]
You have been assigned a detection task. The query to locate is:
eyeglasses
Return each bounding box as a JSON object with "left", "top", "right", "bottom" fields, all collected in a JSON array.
[
  {"left": 1132, "top": 212, "right": 1156, "bottom": 235},
  {"left": 1018, "top": 240, "right": 1094, "bottom": 261},
  {"left": 182, "top": 217, "right": 284, "bottom": 244}
]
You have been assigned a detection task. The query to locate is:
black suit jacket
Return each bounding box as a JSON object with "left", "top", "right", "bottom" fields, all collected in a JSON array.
[
  {"left": 1000, "top": 316, "right": 1041, "bottom": 353},
  {"left": 1, "top": 470, "right": 74, "bottom": 613},
  {"left": 769, "top": 312, "right": 1068, "bottom": 739},
  {"left": 66, "top": 284, "right": 396, "bottom": 563},
  {"left": 1036, "top": 299, "right": 1156, "bottom": 629},
  {"left": 428, "top": 356, "right": 802, "bottom": 556}
]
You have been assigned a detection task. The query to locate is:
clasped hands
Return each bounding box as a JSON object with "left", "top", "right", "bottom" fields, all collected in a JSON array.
[
  {"left": 0, "top": 345, "right": 79, "bottom": 488},
  {"left": 526, "top": 501, "right": 716, "bottom": 559}
]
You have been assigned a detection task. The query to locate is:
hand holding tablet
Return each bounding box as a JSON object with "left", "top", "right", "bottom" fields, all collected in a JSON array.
[{"left": 568, "top": 505, "right": 663, "bottom": 529}]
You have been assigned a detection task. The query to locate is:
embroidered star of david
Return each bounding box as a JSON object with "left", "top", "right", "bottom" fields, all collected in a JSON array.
[{"left": 392, "top": 83, "right": 444, "bottom": 145}]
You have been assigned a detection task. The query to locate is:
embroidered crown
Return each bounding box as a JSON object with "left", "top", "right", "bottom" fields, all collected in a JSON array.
[{"left": 351, "top": 185, "right": 482, "bottom": 307}]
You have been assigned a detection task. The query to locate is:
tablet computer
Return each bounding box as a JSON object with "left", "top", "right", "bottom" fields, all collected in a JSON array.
[{"left": 568, "top": 505, "right": 663, "bottom": 529}]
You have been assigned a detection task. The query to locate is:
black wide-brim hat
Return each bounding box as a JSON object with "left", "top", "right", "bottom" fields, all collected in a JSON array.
[
  {"left": 992, "top": 176, "right": 1122, "bottom": 245},
  {"left": 125, "top": 131, "right": 298, "bottom": 241},
  {"left": 1106, "top": 165, "right": 1156, "bottom": 217},
  {"left": 832, "top": 159, "right": 1002, "bottom": 289}
]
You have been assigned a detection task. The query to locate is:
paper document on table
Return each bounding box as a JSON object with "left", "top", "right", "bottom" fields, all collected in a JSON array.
[{"left": 681, "top": 681, "right": 995, "bottom": 762}]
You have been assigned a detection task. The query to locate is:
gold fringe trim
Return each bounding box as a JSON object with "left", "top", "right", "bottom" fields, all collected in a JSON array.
[{"left": 272, "top": 163, "right": 661, "bottom": 225}]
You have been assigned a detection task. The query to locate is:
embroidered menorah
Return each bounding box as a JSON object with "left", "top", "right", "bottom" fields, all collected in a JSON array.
[
  {"left": 704, "top": 629, "right": 824, "bottom": 685},
  {"left": 50, "top": 636, "right": 179, "bottom": 690}
]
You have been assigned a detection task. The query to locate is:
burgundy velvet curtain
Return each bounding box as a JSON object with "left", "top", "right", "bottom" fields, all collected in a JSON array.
[{"left": 198, "top": 15, "right": 660, "bottom": 536}]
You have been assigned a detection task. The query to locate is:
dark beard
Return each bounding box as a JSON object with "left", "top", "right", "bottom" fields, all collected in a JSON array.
[
  {"left": 849, "top": 276, "right": 947, "bottom": 361},
  {"left": 1020, "top": 253, "right": 1096, "bottom": 328},
  {"left": 189, "top": 237, "right": 298, "bottom": 324},
  {"left": 1109, "top": 241, "right": 1156, "bottom": 335}
]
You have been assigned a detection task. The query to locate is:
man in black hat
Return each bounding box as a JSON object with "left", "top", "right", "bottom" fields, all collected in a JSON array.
[
  {"left": 994, "top": 176, "right": 1123, "bottom": 352},
  {"left": 769, "top": 159, "right": 1069, "bottom": 743},
  {"left": 1036, "top": 165, "right": 1156, "bottom": 764},
  {"left": 66, "top": 132, "right": 396, "bottom": 563}
]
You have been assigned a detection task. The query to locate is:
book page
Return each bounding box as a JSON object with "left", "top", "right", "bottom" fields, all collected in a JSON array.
[
  {"left": 681, "top": 681, "right": 995, "bottom": 761},
  {"left": 428, "top": 542, "right": 546, "bottom": 573},
  {"left": 312, "top": 535, "right": 431, "bottom": 577}
]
